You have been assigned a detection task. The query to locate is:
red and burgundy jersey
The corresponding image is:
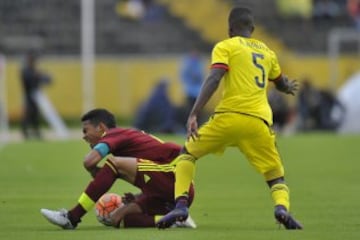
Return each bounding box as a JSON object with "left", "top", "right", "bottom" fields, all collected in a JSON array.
[{"left": 99, "top": 128, "right": 181, "bottom": 163}]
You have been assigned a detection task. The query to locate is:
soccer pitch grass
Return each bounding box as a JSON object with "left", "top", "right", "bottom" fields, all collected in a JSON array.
[{"left": 0, "top": 133, "right": 359, "bottom": 240}]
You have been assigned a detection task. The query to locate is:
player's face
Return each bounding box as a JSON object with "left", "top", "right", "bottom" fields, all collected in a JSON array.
[{"left": 82, "top": 120, "right": 103, "bottom": 147}]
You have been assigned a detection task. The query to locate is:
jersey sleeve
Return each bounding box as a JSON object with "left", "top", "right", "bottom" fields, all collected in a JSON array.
[
  {"left": 268, "top": 50, "right": 282, "bottom": 80},
  {"left": 211, "top": 41, "right": 230, "bottom": 70},
  {"left": 99, "top": 131, "right": 128, "bottom": 154}
]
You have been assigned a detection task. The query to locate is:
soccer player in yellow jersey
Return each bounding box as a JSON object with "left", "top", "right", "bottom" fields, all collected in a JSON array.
[{"left": 157, "top": 7, "right": 303, "bottom": 230}]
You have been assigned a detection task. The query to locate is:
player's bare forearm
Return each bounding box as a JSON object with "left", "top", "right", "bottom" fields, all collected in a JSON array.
[
  {"left": 83, "top": 149, "right": 103, "bottom": 176},
  {"left": 187, "top": 68, "right": 225, "bottom": 140},
  {"left": 273, "top": 75, "right": 298, "bottom": 95},
  {"left": 189, "top": 68, "right": 225, "bottom": 116}
]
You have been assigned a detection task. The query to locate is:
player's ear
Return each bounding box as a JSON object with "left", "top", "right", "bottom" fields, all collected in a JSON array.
[
  {"left": 97, "top": 122, "right": 107, "bottom": 133},
  {"left": 228, "top": 27, "right": 233, "bottom": 37},
  {"left": 251, "top": 25, "right": 255, "bottom": 33},
  {"left": 96, "top": 126, "right": 101, "bottom": 132}
]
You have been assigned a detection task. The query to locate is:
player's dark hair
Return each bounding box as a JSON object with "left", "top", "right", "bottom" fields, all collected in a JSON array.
[
  {"left": 81, "top": 108, "right": 116, "bottom": 128},
  {"left": 228, "top": 7, "right": 254, "bottom": 32}
]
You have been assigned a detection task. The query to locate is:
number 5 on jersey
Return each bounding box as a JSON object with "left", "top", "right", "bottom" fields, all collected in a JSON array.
[{"left": 252, "top": 53, "right": 265, "bottom": 88}]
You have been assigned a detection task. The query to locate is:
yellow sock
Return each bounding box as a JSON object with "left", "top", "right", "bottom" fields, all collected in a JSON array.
[
  {"left": 270, "top": 183, "right": 290, "bottom": 211},
  {"left": 174, "top": 154, "right": 196, "bottom": 199}
]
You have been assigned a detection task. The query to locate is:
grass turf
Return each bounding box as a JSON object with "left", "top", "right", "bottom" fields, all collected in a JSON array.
[{"left": 0, "top": 133, "right": 359, "bottom": 240}]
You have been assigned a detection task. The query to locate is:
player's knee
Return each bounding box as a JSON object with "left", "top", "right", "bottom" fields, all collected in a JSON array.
[
  {"left": 108, "top": 156, "right": 133, "bottom": 168},
  {"left": 106, "top": 156, "right": 135, "bottom": 178}
]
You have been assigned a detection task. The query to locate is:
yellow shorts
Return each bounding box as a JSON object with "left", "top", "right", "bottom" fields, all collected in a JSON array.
[{"left": 185, "top": 112, "right": 284, "bottom": 180}]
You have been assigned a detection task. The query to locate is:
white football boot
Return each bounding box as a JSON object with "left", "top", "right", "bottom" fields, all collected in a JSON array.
[
  {"left": 40, "top": 208, "right": 75, "bottom": 230},
  {"left": 171, "top": 215, "right": 197, "bottom": 229}
]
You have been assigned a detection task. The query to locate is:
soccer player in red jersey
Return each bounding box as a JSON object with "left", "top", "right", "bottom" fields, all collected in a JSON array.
[
  {"left": 80, "top": 108, "right": 181, "bottom": 178},
  {"left": 40, "top": 108, "right": 195, "bottom": 229},
  {"left": 41, "top": 156, "right": 196, "bottom": 229}
]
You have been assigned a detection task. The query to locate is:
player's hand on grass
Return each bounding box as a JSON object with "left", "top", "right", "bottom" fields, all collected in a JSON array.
[{"left": 187, "top": 114, "right": 199, "bottom": 141}]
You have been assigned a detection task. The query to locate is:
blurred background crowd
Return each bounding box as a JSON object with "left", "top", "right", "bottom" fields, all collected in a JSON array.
[{"left": 0, "top": 0, "right": 360, "bottom": 141}]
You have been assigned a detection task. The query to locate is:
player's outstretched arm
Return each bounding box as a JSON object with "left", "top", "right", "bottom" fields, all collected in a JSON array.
[
  {"left": 272, "top": 75, "right": 298, "bottom": 95},
  {"left": 187, "top": 68, "right": 226, "bottom": 140}
]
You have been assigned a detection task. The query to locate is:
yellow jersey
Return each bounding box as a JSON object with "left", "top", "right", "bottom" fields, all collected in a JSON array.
[{"left": 211, "top": 36, "right": 282, "bottom": 125}]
